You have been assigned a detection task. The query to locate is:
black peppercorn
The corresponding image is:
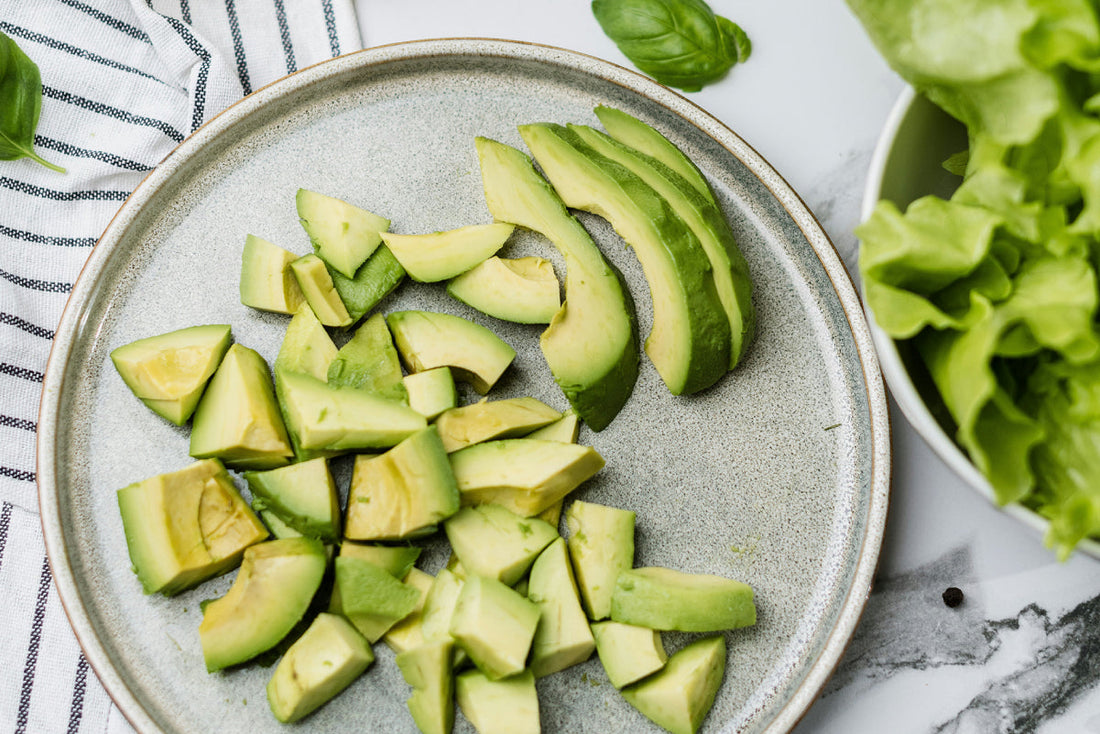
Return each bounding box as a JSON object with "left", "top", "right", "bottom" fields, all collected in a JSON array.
[{"left": 942, "top": 587, "right": 964, "bottom": 608}]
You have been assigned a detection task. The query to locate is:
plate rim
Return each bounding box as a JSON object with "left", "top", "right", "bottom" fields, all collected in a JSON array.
[{"left": 37, "top": 37, "right": 891, "bottom": 734}]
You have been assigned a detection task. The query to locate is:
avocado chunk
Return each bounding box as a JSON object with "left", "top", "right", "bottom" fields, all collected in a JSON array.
[
  {"left": 571, "top": 123, "right": 754, "bottom": 368},
  {"left": 435, "top": 397, "right": 562, "bottom": 452},
  {"left": 519, "top": 122, "right": 731, "bottom": 395},
  {"left": 449, "top": 574, "right": 540, "bottom": 680},
  {"left": 620, "top": 636, "right": 726, "bottom": 734},
  {"left": 611, "top": 567, "right": 755, "bottom": 632},
  {"left": 296, "top": 188, "right": 390, "bottom": 279},
  {"left": 591, "top": 620, "right": 667, "bottom": 688},
  {"left": 344, "top": 426, "right": 460, "bottom": 540},
  {"left": 455, "top": 669, "right": 539, "bottom": 734},
  {"left": 189, "top": 343, "right": 294, "bottom": 470},
  {"left": 447, "top": 256, "right": 561, "bottom": 324},
  {"left": 565, "top": 500, "right": 635, "bottom": 620},
  {"left": 527, "top": 538, "right": 595, "bottom": 677},
  {"left": 198, "top": 537, "right": 327, "bottom": 671},
  {"left": 327, "top": 312, "right": 408, "bottom": 402},
  {"left": 396, "top": 640, "right": 455, "bottom": 734},
  {"left": 476, "top": 137, "right": 638, "bottom": 430},
  {"left": 380, "top": 223, "right": 514, "bottom": 282},
  {"left": 328, "top": 245, "right": 406, "bottom": 324},
  {"left": 110, "top": 324, "right": 231, "bottom": 425},
  {"left": 333, "top": 555, "right": 421, "bottom": 642},
  {"left": 273, "top": 304, "right": 339, "bottom": 461},
  {"left": 387, "top": 310, "right": 516, "bottom": 394},
  {"left": 243, "top": 458, "right": 340, "bottom": 541},
  {"left": 255, "top": 504, "right": 303, "bottom": 539},
  {"left": 525, "top": 409, "right": 580, "bottom": 443},
  {"left": 403, "top": 367, "right": 458, "bottom": 420},
  {"left": 239, "top": 234, "right": 305, "bottom": 315},
  {"left": 328, "top": 543, "right": 420, "bottom": 621},
  {"left": 117, "top": 459, "right": 268, "bottom": 595},
  {"left": 290, "top": 254, "right": 353, "bottom": 328},
  {"left": 451, "top": 439, "right": 604, "bottom": 517},
  {"left": 266, "top": 612, "right": 374, "bottom": 723},
  {"left": 384, "top": 567, "right": 435, "bottom": 653},
  {"left": 444, "top": 504, "right": 558, "bottom": 585}
]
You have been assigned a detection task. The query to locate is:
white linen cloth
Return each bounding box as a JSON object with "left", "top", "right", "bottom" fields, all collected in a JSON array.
[{"left": 0, "top": 1, "right": 360, "bottom": 730}]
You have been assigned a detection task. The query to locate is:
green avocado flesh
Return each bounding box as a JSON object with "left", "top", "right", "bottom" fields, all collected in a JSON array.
[
  {"left": 110, "top": 324, "right": 231, "bottom": 425},
  {"left": 296, "top": 188, "right": 390, "bottom": 279},
  {"left": 444, "top": 504, "right": 558, "bottom": 585},
  {"left": 384, "top": 567, "right": 434, "bottom": 653},
  {"left": 403, "top": 367, "right": 457, "bottom": 420},
  {"left": 290, "top": 254, "right": 353, "bottom": 328},
  {"left": 199, "top": 537, "right": 327, "bottom": 672},
  {"left": 266, "top": 612, "right": 374, "bottom": 723},
  {"left": 519, "top": 122, "right": 731, "bottom": 396},
  {"left": 420, "top": 567, "right": 465, "bottom": 651},
  {"left": 327, "top": 544, "right": 421, "bottom": 628},
  {"left": 566, "top": 500, "right": 636, "bottom": 620},
  {"left": 328, "top": 245, "right": 406, "bottom": 324},
  {"left": 326, "top": 312, "right": 408, "bottom": 402},
  {"left": 239, "top": 234, "right": 304, "bottom": 315},
  {"left": 396, "top": 639, "right": 455, "bottom": 734},
  {"left": 620, "top": 636, "right": 726, "bottom": 734},
  {"left": 434, "top": 397, "right": 562, "bottom": 452},
  {"left": 456, "top": 669, "right": 540, "bottom": 734},
  {"left": 243, "top": 457, "right": 341, "bottom": 541},
  {"left": 381, "top": 222, "right": 514, "bottom": 282},
  {"left": 333, "top": 556, "right": 421, "bottom": 642},
  {"left": 387, "top": 310, "right": 516, "bottom": 394},
  {"left": 449, "top": 573, "right": 540, "bottom": 680},
  {"left": 273, "top": 304, "right": 339, "bottom": 462},
  {"left": 591, "top": 620, "right": 667, "bottom": 688},
  {"left": 475, "top": 136, "right": 638, "bottom": 430},
  {"left": 611, "top": 567, "right": 756, "bottom": 632},
  {"left": 525, "top": 410, "right": 579, "bottom": 443},
  {"left": 117, "top": 459, "right": 268, "bottom": 595},
  {"left": 447, "top": 256, "right": 561, "bottom": 324},
  {"left": 527, "top": 537, "right": 595, "bottom": 677}
]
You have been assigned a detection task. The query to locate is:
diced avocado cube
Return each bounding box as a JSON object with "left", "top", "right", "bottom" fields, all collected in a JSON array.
[
  {"left": 387, "top": 310, "right": 515, "bottom": 394},
  {"left": 527, "top": 538, "right": 595, "bottom": 677},
  {"left": 443, "top": 505, "right": 557, "bottom": 586},
  {"left": 110, "top": 324, "right": 231, "bottom": 425},
  {"left": 447, "top": 255, "right": 560, "bottom": 324},
  {"left": 403, "top": 367, "right": 458, "bottom": 420},
  {"left": 199, "top": 537, "right": 327, "bottom": 671},
  {"left": 421, "top": 567, "right": 463, "bottom": 643},
  {"left": 435, "top": 397, "right": 562, "bottom": 453},
  {"left": 396, "top": 640, "right": 455, "bottom": 734},
  {"left": 328, "top": 245, "right": 406, "bottom": 324},
  {"left": 384, "top": 567, "right": 435, "bottom": 654},
  {"left": 380, "top": 222, "right": 514, "bottom": 282},
  {"left": 273, "top": 304, "right": 340, "bottom": 462},
  {"left": 290, "top": 254, "right": 353, "bottom": 328},
  {"left": 620, "top": 636, "right": 726, "bottom": 734},
  {"left": 591, "top": 620, "right": 667, "bottom": 688},
  {"left": 328, "top": 543, "right": 420, "bottom": 619},
  {"left": 117, "top": 459, "right": 268, "bottom": 595},
  {"left": 611, "top": 567, "right": 755, "bottom": 632},
  {"left": 455, "top": 669, "right": 539, "bottom": 734},
  {"left": 525, "top": 409, "right": 580, "bottom": 443},
  {"left": 565, "top": 500, "right": 635, "bottom": 620},
  {"left": 449, "top": 574, "right": 540, "bottom": 680},
  {"left": 535, "top": 500, "right": 563, "bottom": 528},
  {"left": 266, "top": 612, "right": 374, "bottom": 723},
  {"left": 333, "top": 556, "right": 421, "bottom": 643},
  {"left": 243, "top": 458, "right": 340, "bottom": 541},
  {"left": 296, "top": 188, "right": 389, "bottom": 279},
  {"left": 189, "top": 343, "right": 293, "bottom": 470},
  {"left": 239, "top": 234, "right": 305, "bottom": 315},
  {"left": 326, "top": 312, "right": 408, "bottom": 402}
]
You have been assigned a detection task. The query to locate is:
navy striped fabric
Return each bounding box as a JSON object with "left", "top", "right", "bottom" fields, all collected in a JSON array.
[{"left": 0, "top": 1, "right": 360, "bottom": 731}]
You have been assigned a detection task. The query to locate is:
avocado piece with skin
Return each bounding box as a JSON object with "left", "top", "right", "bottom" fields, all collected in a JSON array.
[
  {"left": 328, "top": 245, "right": 406, "bottom": 324},
  {"left": 591, "top": 620, "right": 667, "bottom": 688},
  {"left": 476, "top": 137, "right": 638, "bottom": 430},
  {"left": 519, "top": 122, "right": 731, "bottom": 395},
  {"left": 403, "top": 367, "right": 458, "bottom": 420},
  {"left": 189, "top": 343, "right": 294, "bottom": 470},
  {"left": 243, "top": 458, "right": 340, "bottom": 541},
  {"left": 110, "top": 324, "right": 231, "bottom": 425},
  {"left": 527, "top": 537, "right": 596, "bottom": 677},
  {"left": 396, "top": 639, "right": 455, "bottom": 734},
  {"left": 117, "top": 459, "right": 268, "bottom": 595},
  {"left": 620, "top": 636, "right": 726, "bottom": 734},
  {"left": 387, "top": 310, "right": 516, "bottom": 395},
  {"left": 198, "top": 537, "right": 327, "bottom": 672},
  {"left": 444, "top": 504, "right": 558, "bottom": 585},
  {"left": 566, "top": 500, "right": 636, "bottom": 620},
  {"left": 290, "top": 254, "right": 353, "bottom": 328},
  {"left": 455, "top": 669, "right": 540, "bottom": 734},
  {"left": 384, "top": 567, "right": 435, "bottom": 653},
  {"left": 611, "top": 567, "right": 756, "bottom": 632},
  {"left": 449, "top": 574, "right": 540, "bottom": 680},
  {"left": 273, "top": 304, "right": 340, "bottom": 462},
  {"left": 435, "top": 397, "right": 562, "bottom": 453},
  {"left": 239, "top": 235, "right": 305, "bottom": 315},
  {"left": 326, "top": 312, "right": 408, "bottom": 402},
  {"left": 333, "top": 555, "right": 421, "bottom": 642},
  {"left": 380, "top": 222, "right": 514, "bottom": 282},
  {"left": 266, "top": 612, "right": 374, "bottom": 723},
  {"left": 297, "top": 189, "right": 390, "bottom": 279},
  {"left": 447, "top": 256, "right": 561, "bottom": 324}
]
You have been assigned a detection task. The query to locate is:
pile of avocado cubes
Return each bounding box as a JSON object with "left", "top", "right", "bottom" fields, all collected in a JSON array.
[{"left": 111, "top": 107, "right": 757, "bottom": 734}]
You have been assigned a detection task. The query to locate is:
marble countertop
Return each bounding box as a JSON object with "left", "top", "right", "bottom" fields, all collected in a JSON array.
[{"left": 350, "top": 1, "right": 1100, "bottom": 732}]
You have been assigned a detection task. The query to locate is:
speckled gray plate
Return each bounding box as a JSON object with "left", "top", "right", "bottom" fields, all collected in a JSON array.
[{"left": 38, "top": 39, "right": 889, "bottom": 734}]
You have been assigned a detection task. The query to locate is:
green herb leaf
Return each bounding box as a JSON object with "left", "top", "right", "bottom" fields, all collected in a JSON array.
[
  {"left": 0, "top": 31, "right": 65, "bottom": 173},
  {"left": 591, "top": 0, "right": 751, "bottom": 92}
]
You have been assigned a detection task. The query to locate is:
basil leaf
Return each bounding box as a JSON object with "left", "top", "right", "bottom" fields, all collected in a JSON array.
[
  {"left": 0, "top": 32, "right": 65, "bottom": 173},
  {"left": 591, "top": 0, "right": 751, "bottom": 92}
]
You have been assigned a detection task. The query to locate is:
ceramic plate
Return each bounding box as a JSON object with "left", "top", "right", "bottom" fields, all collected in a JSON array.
[{"left": 38, "top": 40, "right": 889, "bottom": 734}]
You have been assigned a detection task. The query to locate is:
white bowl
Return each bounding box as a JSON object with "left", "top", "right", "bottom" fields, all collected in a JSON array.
[{"left": 862, "top": 86, "right": 1100, "bottom": 558}]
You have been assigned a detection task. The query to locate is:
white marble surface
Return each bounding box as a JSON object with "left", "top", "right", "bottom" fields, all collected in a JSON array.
[{"left": 350, "top": 1, "right": 1100, "bottom": 732}]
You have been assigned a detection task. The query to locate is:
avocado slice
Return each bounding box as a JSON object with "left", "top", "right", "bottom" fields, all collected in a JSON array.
[
  {"left": 387, "top": 310, "right": 516, "bottom": 394},
  {"left": 455, "top": 669, "right": 539, "bottom": 734},
  {"left": 296, "top": 188, "right": 390, "bottom": 279},
  {"left": 449, "top": 574, "right": 540, "bottom": 680},
  {"left": 328, "top": 245, "right": 406, "bottom": 324},
  {"left": 527, "top": 538, "right": 596, "bottom": 677},
  {"left": 273, "top": 304, "right": 340, "bottom": 461},
  {"left": 620, "top": 636, "right": 726, "bottom": 734},
  {"left": 266, "top": 612, "right": 374, "bottom": 723},
  {"left": 344, "top": 426, "right": 460, "bottom": 540},
  {"left": 239, "top": 234, "right": 305, "bottom": 315},
  {"left": 565, "top": 500, "right": 636, "bottom": 620},
  {"left": 255, "top": 503, "right": 303, "bottom": 539},
  {"left": 290, "top": 254, "right": 354, "bottom": 328},
  {"left": 434, "top": 397, "right": 562, "bottom": 453},
  {"left": 110, "top": 324, "right": 231, "bottom": 425},
  {"left": 524, "top": 409, "right": 580, "bottom": 443},
  {"left": 447, "top": 256, "right": 561, "bottom": 324},
  {"left": 519, "top": 123, "right": 731, "bottom": 395},
  {"left": 333, "top": 555, "right": 421, "bottom": 642},
  {"left": 380, "top": 223, "right": 514, "bottom": 282},
  {"left": 403, "top": 367, "right": 458, "bottom": 420},
  {"left": 591, "top": 620, "right": 667, "bottom": 688},
  {"left": 243, "top": 458, "right": 341, "bottom": 541},
  {"left": 117, "top": 459, "right": 268, "bottom": 595},
  {"left": 326, "top": 312, "right": 408, "bottom": 402},
  {"left": 476, "top": 137, "right": 638, "bottom": 430},
  {"left": 198, "top": 537, "right": 327, "bottom": 671},
  {"left": 451, "top": 438, "right": 604, "bottom": 517},
  {"left": 189, "top": 343, "right": 294, "bottom": 470},
  {"left": 611, "top": 567, "right": 755, "bottom": 632},
  {"left": 384, "top": 567, "right": 435, "bottom": 653},
  {"left": 444, "top": 504, "right": 558, "bottom": 585},
  {"left": 395, "top": 639, "right": 455, "bottom": 734}
]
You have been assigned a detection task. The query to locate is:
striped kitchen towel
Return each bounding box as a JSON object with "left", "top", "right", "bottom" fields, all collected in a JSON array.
[{"left": 0, "top": 1, "right": 360, "bottom": 731}]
